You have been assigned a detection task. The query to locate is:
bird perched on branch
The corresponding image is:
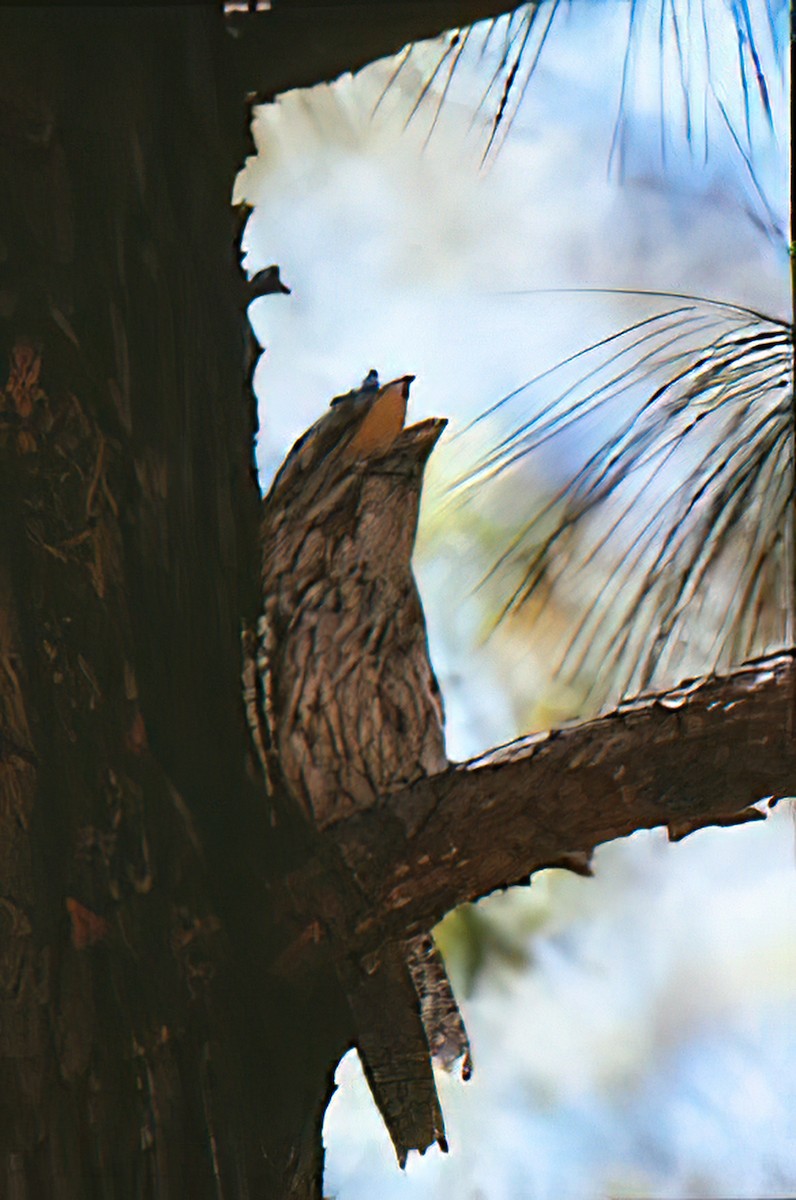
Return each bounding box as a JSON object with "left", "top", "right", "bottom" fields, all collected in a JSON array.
[{"left": 258, "top": 371, "right": 469, "bottom": 1165}]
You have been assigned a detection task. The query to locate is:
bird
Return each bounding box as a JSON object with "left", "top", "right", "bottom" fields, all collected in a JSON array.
[{"left": 258, "top": 371, "right": 469, "bottom": 1165}]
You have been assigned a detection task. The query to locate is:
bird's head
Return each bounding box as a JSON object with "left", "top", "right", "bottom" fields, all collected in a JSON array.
[
  {"left": 265, "top": 372, "right": 446, "bottom": 510},
  {"left": 262, "top": 372, "right": 446, "bottom": 578}
]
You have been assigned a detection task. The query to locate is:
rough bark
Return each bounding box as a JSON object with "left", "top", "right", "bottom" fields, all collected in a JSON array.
[
  {"left": 0, "top": 336, "right": 244, "bottom": 1198},
  {"left": 272, "top": 652, "right": 795, "bottom": 984},
  {"left": 345, "top": 652, "right": 795, "bottom": 932},
  {"left": 0, "top": 8, "right": 276, "bottom": 1196}
]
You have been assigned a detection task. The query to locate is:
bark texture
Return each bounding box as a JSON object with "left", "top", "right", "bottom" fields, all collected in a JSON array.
[
  {"left": 275, "top": 653, "right": 795, "bottom": 981},
  {"left": 0, "top": 8, "right": 270, "bottom": 1196}
]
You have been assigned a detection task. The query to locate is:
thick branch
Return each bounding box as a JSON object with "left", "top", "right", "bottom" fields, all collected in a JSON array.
[
  {"left": 274, "top": 651, "right": 796, "bottom": 969},
  {"left": 266, "top": 651, "right": 796, "bottom": 976},
  {"left": 226, "top": 0, "right": 530, "bottom": 100},
  {"left": 337, "top": 652, "right": 795, "bottom": 943}
]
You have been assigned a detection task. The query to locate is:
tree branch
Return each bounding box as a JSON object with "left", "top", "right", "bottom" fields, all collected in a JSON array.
[
  {"left": 225, "top": 0, "right": 530, "bottom": 101},
  {"left": 275, "top": 652, "right": 795, "bottom": 972},
  {"left": 357, "top": 651, "right": 795, "bottom": 932}
]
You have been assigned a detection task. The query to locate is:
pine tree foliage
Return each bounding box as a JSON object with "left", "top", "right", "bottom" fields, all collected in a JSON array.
[{"left": 455, "top": 293, "right": 793, "bottom": 703}]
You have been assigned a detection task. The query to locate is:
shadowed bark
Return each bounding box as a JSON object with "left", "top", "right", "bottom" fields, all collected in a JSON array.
[
  {"left": 0, "top": 7, "right": 279, "bottom": 1196},
  {"left": 226, "top": 0, "right": 531, "bottom": 101}
]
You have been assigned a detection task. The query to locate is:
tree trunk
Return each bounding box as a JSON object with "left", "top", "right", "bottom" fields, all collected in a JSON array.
[{"left": 0, "top": 8, "right": 321, "bottom": 1196}]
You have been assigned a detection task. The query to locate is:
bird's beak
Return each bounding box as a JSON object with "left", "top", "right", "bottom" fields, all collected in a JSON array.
[
  {"left": 400, "top": 417, "right": 448, "bottom": 461},
  {"left": 349, "top": 375, "right": 415, "bottom": 459}
]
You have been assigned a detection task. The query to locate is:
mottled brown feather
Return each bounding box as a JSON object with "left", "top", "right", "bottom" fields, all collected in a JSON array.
[{"left": 259, "top": 375, "right": 469, "bottom": 1164}]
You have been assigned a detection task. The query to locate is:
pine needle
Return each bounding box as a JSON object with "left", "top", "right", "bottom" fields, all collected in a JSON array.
[{"left": 454, "top": 293, "right": 793, "bottom": 703}]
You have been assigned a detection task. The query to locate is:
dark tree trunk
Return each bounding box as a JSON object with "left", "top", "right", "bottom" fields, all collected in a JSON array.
[
  {"left": 1, "top": 6, "right": 792, "bottom": 1200},
  {"left": 0, "top": 7, "right": 312, "bottom": 1196},
  {"left": 0, "top": 6, "right": 527, "bottom": 1195}
]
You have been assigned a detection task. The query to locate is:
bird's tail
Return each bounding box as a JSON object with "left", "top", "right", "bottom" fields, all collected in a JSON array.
[{"left": 406, "top": 933, "right": 471, "bottom": 1078}]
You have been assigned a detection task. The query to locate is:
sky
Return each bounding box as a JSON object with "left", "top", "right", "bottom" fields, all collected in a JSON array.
[
  {"left": 234, "top": 2, "right": 793, "bottom": 1195},
  {"left": 238, "top": 0, "right": 788, "bottom": 504}
]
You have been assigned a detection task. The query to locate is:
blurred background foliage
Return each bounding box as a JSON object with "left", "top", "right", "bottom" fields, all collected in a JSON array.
[{"left": 235, "top": 0, "right": 793, "bottom": 1194}]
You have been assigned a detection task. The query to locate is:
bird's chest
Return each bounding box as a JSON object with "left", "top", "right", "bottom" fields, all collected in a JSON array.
[{"left": 263, "top": 568, "right": 444, "bottom": 828}]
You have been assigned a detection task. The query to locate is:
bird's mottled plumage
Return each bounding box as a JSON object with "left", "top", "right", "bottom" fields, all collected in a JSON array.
[
  {"left": 258, "top": 373, "right": 469, "bottom": 1163},
  {"left": 260, "top": 374, "right": 447, "bottom": 829}
]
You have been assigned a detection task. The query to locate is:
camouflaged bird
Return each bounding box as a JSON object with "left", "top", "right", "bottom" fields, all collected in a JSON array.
[{"left": 258, "top": 372, "right": 470, "bottom": 1165}]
